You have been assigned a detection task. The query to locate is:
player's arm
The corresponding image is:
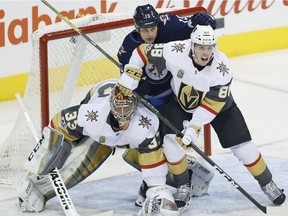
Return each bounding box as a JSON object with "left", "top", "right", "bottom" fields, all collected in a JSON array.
[
  {"left": 51, "top": 105, "right": 84, "bottom": 142},
  {"left": 118, "top": 43, "right": 167, "bottom": 96},
  {"left": 117, "top": 44, "right": 147, "bottom": 95}
]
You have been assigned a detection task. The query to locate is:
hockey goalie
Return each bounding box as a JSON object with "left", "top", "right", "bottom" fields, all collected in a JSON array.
[{"left": 16, "top": 78, "right": 214, "bottom": 215}]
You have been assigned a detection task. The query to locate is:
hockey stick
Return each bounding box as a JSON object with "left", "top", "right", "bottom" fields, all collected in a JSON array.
[
  {"left": 40, "top": 1, "right": 287, "bottom": 214},
  {"left": 16, "top": 93, "right": 81, "bottom": 216}
]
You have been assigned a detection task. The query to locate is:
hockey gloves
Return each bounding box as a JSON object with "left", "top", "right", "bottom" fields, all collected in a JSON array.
[
  {"left": 176, "top": 124, "right": 201, "bottom": 149},
  {"left": 118, "top": 64, "right": 142, "bottom": 96},
  {"left": 190, "top": 12, "right": 217, "bottom": 30}
]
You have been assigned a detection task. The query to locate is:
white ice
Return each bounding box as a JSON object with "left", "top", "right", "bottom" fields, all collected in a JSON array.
[{"left": 0, "top": 49, "right": 288, "bottom": 216}]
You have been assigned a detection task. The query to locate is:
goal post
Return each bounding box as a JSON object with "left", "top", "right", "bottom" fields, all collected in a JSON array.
[{"left": 0, "top": 6, "right": 211, "bottom": 187}]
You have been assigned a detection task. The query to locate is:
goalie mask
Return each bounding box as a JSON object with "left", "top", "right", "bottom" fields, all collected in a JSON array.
[
  {"left": 190, "top": 25, "right": 217, "bottom": 66},
  {"left": 110, "top": 86, "right": 137, "bottom": 130}
]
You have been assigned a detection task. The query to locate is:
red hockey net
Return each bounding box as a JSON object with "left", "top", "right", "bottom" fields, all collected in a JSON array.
[{"left": 0, "top": 7, "right": 211, "bottom": 187}]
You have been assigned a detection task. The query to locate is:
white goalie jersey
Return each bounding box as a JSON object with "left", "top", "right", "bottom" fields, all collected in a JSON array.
[{"left": 77, "top": 93, "right": 159, "bottom": 149}]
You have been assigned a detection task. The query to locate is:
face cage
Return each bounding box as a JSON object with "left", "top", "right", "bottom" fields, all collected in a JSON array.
[{"left": 110, "top": 98, "right": 137, "bottom": 130}]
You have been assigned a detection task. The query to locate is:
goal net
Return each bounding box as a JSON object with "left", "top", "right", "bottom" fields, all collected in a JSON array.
[{"left": 0, "top": 7, "right": 210, "bottom": 187}]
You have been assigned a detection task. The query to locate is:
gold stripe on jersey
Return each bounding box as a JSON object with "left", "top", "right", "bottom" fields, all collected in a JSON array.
[
  {"left": 167, "top": 155, "right": 188, "bottom": 175},
  {"left": 139, "top": 148, "right": 166, "bottom": 169},
  {"left": 51, "top": 112, "right": 78, "bottom": 142},
  {"left": 201, "top": 97, "right": 226, "bottom": 115},
  {"left": 137, "top": 44, "right": 149, "bottom": 65},
  {"left": 245, "top": 154, "right": 267, "bottom": 176}
]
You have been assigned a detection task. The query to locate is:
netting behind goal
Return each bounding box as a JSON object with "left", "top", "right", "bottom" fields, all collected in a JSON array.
[{"left": 0, "top": 7, "right": 210, "bottom": 187}]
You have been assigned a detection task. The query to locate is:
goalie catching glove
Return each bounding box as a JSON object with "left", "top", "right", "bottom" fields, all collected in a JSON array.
[
  {"left": 117, "top": 64, "right": 142, "bottom": 96},
  {"left": 138, "top": 185, "right": 180, "bottom": 216}
]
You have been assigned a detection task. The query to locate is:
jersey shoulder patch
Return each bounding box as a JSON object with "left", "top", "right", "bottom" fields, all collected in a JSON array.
[{"left": 210, "top": 51, "right": 233, "bottom": 86}]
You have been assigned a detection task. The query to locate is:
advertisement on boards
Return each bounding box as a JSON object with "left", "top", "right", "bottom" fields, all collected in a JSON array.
[{"left": 0, "top": 0, "right": 287, "bottom": 100}]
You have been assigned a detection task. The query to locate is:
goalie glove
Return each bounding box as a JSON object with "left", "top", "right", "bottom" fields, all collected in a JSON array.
[
  {"left": 118, "top": 64, "right": 142, "bottom": 96},
  {"left": 139, "top": 185, "right": 179, "bottom": 216}
]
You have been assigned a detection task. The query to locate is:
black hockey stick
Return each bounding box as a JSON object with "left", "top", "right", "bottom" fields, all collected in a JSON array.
[{"left": 41, "top": 0, "right": 287, "bottom": 214}]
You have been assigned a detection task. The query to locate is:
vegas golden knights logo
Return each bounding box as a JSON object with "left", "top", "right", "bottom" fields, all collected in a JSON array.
[{"left": 177, "top": 82, "right": 203, "bottom": 111}]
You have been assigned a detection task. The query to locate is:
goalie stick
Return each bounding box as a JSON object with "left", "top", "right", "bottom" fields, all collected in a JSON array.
[
  {"left": 41, "top": 1, "right": 287, "bottom": 214},
  {"left": 16, "top": 93, "right": 81, "bottom": 216}
]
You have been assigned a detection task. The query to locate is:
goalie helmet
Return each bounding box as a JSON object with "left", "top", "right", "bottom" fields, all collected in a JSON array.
[
  {"left": 109, "top": 86, "right": 137, "bottom": 130},
  {"left": 133, "top": 4, "right": 159, "bottom": 29}
]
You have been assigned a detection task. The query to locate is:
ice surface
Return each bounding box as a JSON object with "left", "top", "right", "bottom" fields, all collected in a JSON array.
[{"left": 1, "top": 49, "right": 288, "bottom": 216}]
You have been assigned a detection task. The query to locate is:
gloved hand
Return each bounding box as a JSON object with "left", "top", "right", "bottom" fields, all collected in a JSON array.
[
  {"left": 118, "top": 64, "right": 142, "bottom": 96},
  {"left": 116, "top": 83, "right": 133, "bottom": 96},
  {"left": 175, "top": 133, "right": 191, "bottom": 150},
  {"left": 190, "top": 12, "right": 217, "bottom": 30},
  {"left": 124, "top": 64, "right": 143, "bottom": 81},
  {"left": 182, "top": 126, "right": 199, "bottom": 145}
]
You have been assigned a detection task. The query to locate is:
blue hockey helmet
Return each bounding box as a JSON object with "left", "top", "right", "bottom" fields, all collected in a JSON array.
[{"left": 133, "top": 4, "right": 159, "bottom": 29}]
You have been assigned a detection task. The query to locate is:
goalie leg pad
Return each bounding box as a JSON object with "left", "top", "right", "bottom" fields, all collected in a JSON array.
[
  {"left": 187, "top": 155, "right": 215, "bottom": 196},
  {"left": 40, "top": 141, "right": 72, "bottom": 175},
  {"left": 22, "top": 137, "right": 113, "bottom": 203},
  {"left": 17, "top": 176, "right": 46, "bottom": 212},
  {"left": 25, "top": 126, "right": 65, "bottom": 175}
]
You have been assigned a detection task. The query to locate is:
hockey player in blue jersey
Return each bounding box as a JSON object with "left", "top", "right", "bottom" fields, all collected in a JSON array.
[
  {"left": 117, "top": 4, "right": 216, "bottom": 107},
  {"left": 117, "top": 4, "right": 217, "bottom": 211}
]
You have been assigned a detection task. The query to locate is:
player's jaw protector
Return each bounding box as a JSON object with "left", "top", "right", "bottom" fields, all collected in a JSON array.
[
  {"left": 110, "top": 87, "right": 137, "bottom": 130},
  {"left": 190, "top": 25, "right": 217, "bottom": 66}
]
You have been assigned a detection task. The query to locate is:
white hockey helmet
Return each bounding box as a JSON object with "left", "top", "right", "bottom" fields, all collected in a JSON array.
[
  {"left": 190, "top": 25, "right": 217, "bottom": 65},
  {"left": 109, "top": 86, "right": 137, "bottom": 130},
  {"left": 190, "top": 24, "right": 217, "bottom": 45}
]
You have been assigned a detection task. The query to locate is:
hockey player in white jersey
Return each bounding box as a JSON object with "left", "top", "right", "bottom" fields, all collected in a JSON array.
[
  {"left": 17, "top": 79, "right": 181, "bottom": 216},
  {"left": 117, "top": 25, "right": 286, "bottom": 206}
]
